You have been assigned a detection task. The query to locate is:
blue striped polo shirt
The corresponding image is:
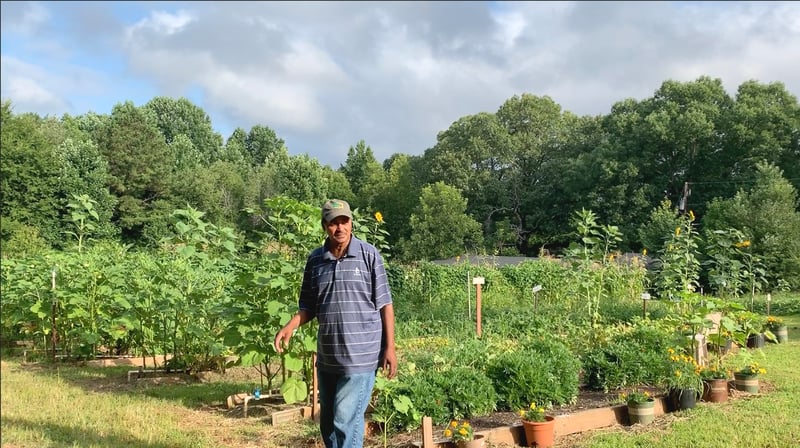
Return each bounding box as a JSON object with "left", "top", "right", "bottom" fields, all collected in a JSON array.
[{"left": 299, "top": 236, "right": 393, "bottom": 374}]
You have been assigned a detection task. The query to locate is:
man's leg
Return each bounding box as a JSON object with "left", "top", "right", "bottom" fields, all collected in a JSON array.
[
  {"left": 317, "top": 372, "right": 338, "bottom": 448},
  {"left": 330, "top": 371, "right": 376, "bottom": 448}
]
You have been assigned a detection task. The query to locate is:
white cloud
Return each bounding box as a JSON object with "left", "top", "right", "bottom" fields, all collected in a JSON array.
[{"left": 1, "top": 1, "right": 799, "bottom": 166}]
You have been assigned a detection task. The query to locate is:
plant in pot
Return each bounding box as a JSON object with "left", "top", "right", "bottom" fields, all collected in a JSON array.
[
  {"left": 699, "top": 363, "right": 730, "bottom": 403},
  {"left": 620, "top": 389, "right": 655, "bottom": 425},
  {"left": 736, "top": 311, "right": 767, "bottom": 348},
  {"left": 733, "top": 361, "right": 767, "bottom": 394},
  {"left": 766, "top": 316, "right": 787, "bottom": 343},
  {"left": 661, "top": 347, "right": 703, "bottom": 411},
  {"left": 518, "top": 402, "right": 555, "bottom": 448},
  {"left": 443, "top": 420, "right": 484, "bottom": 448}
]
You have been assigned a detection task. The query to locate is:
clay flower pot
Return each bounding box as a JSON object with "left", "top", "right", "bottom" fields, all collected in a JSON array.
[{"left": 521, "top": 416, "right": 555, "bottom": 447}]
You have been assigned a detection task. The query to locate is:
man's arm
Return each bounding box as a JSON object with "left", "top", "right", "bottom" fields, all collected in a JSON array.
[
  {"left": 380, "top": 303, "right": 397, "bottom": 379},
  {"left": 274, "top": 309, "right": 314, "bottom": 353}
]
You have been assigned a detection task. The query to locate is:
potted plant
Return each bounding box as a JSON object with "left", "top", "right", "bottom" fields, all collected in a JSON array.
[
  {"left": 443, "top": 420, "right": 484, "bottom": 448},
  {"left": 733, "top": 361, "right": 767, "bottom": 393},
  {"left": 620, "top": 389, "right": 655, "bottom": 425},
  {"left": 699, "top": 364, "right": 729, "bottom": 403},
  {"left": 662, "top": 347, "right": 703, "bottom": 410},
  {"left": 736, "top": 311, "right": 767, "bottom": 348},
  {"left": 766, "top": 316, "right": 788, "bottom": 343},
  {"left": 517, "top": 402, "right": 555, "bottom": 448}
]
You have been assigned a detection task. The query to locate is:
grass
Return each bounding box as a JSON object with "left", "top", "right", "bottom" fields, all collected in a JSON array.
[{"left": 2, "top": 316, "right": 800, "bottom": 447}]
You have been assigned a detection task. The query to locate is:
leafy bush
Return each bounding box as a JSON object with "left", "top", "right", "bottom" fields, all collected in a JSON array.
[
  {"left": 404, "top": 367, "right": 496, "bottom": 425},
  {"left": 581, "top": 324, "right": 672, "bottom": 391},
  {"left": 487, "top": 337, "right": 580, "bottom": 411}
]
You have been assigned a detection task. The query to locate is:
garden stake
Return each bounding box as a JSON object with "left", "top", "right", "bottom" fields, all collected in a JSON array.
[
  {"left": 473, "top": 277, "right": 485, "bottom": 337},
  {"left": 50, "top": 267, "right": 58, "bottom": 363}
]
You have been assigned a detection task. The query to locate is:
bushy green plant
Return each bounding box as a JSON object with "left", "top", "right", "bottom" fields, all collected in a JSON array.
[
  {"left": 487, "top": 337, "right": 580, "bottom": 411},
  {"left": 581, "top": 324, "right": 673, "bottom": 391},
  {"left": 404, "top": 366, "right": 496, "bottom": 425}
]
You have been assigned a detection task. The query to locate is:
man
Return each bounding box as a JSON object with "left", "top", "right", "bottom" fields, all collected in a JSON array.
[{"left": 274, "top": 199, "right": 397, "bottom": 448}]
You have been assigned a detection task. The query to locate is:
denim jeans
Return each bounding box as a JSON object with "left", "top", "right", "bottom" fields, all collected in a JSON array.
[{"left": 317, "top": 370, "right": 376, "bottom": 448}]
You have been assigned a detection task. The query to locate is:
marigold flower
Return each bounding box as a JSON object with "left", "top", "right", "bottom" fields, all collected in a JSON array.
[
  {"left": 374, "top": 211, "right": 384, "bottom": 223},
  {"left": 444, "top": 429, "right": 452, "bottom": 437}
]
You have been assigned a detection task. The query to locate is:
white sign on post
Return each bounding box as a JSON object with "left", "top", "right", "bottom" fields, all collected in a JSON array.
[
  {"left": 532, "top": 285, "right": 543, "bottom": 293},
  {"left": 472, "top": 277, "right": 485, "bottom": 285},
  {"left": 641, "top": 293, "right": 651, "bottom": 301}
]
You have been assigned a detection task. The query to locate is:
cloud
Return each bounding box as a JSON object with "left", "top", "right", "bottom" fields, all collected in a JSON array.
[{"left": 1, "top": 1, "right": 799, "bottom": 167}]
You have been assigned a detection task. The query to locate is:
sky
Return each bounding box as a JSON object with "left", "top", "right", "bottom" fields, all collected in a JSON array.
[{"left": 2, "top": 1, "right": 799, "bottom": 168}]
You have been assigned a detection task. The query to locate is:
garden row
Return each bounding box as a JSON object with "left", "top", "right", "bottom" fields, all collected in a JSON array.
[{"left": 368, "top": 293, "right": 788, "bottom": 441}]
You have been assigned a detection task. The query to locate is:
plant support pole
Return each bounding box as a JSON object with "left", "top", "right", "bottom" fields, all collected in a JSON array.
[{"left": 50, "top": 268, "right": 58, "bottom": 363}]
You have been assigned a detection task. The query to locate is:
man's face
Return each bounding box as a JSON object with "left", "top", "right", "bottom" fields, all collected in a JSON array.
[{"left": 324, "top": 215, "right": 352, "bottom": 246}]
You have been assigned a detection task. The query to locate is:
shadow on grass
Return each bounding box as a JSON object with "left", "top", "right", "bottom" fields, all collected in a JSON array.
[{"left": 2, "top": 416, "right": 200, "bottom": 448}]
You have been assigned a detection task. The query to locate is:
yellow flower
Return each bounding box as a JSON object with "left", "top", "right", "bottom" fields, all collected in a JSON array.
[
  {"left": 459, "top": 428, "right": 468, "bottom": 436},
  {"left": 675, "top": 226, "right": 681, "bottom": 236},
  {"left": 642, "top": 248, "right": 647, "bottom": 256},
  {"left": 374, "top": 211, "right": 383, "bottom": 223},
  {"left": 450, "top": 421, "right": 458, "bottom": 428},
  {"left": 444, "top": 429, "right": 452, "bottom": 437},
  {"left": 689, "top": 210, "right": 695, "bottom": 221}
]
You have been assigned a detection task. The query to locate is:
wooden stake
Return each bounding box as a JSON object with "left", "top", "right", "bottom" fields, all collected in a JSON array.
[
  {"left": 476, "top": 283, "right": 482, "bottom": 338},
  {"left": 421, "top": 416, "right": 434, "bottom": 448},
  {"left": 312, "top": 353, "right": 318, "bottom": 420}
]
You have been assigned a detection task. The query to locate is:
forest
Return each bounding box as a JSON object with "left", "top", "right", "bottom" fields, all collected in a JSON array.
[{"left": 2, "top": 75, "right": 799, "bottom": 288}]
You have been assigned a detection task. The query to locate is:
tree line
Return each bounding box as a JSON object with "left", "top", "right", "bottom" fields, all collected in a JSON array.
[{"left": 2, "top": 75, "right": 799, "bottom": 286}]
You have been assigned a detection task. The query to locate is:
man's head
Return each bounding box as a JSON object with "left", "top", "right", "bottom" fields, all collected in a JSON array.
[{"left": 322, "top": 199, "right": 352, "bottom": 246}]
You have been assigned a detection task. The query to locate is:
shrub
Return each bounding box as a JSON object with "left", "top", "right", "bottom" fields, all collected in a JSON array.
[
  {"left": 581, "top": 324, "right": 672, "bottom": 391},
  {"left": 487, "top": 337, "right": 580, "bottom": 411},
  {"left": 405, "top": 367, "right": 496, "bottom": 425}
]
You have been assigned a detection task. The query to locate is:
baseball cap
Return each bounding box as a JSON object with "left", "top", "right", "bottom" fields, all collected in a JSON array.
[{"left": 322, "top": 199, "right": 352, "bottom": 223}]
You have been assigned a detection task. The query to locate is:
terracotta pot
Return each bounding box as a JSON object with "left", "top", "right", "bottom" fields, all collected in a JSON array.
[
  {"left": 522, "top": 416, "right": 555, "bottom": 447},
  {"left": 702, "top": 378, "right": 729, "bottom": 403},
  {"left": 456, "top": 434, "right": 485, "bottom": 448}
]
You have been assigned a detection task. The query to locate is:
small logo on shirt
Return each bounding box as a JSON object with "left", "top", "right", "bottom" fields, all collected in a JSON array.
[{"left": 354, "top": 267, "right": 361, "bottom": 277}]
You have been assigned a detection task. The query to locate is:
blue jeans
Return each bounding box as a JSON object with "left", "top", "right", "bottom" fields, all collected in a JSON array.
[{"left": 317, "top": 371, "right": 376, "bottom": 448}]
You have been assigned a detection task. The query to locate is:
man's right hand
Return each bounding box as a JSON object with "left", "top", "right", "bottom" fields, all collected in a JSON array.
[{"left": 274, "top": 327, "right": 292, "bottom": 353}]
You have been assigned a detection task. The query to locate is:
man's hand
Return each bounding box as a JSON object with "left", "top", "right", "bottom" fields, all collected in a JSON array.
[{"left": 381, "top": 345, "right": 398, "bottom": 379}]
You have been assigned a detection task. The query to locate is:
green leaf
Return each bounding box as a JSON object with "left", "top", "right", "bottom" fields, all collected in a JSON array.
[{"left": 280, "top": 377, "right": 308, "bottom": 404}]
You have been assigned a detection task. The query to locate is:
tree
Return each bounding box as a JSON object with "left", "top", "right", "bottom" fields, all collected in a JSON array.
[
  {"left": 339, "top": 140, "right": 384, "bottom": 207},
  {"left": 144, "top": 97, "right": 224, "bottom": 164},
  {"left": 728, "top": 81, "right": 800, "bottom": 192},
  {"left": 0, "top": 102, "right": 61, "bottom": 245},
  {"left": 95, "top": 101, "right": 176, "bottom": 244},
  {"left": 402, "top": 182, "right": 483, "bottom": 261},
  {"left": 703, "top": 162, "right": 800, "bottom": 289},
  {"left": 245, "top": 125, "right": 285, "bottom": 167}
]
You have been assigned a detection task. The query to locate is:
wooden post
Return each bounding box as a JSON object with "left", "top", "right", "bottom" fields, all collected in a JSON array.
[
  {"left": 473, "top": 277, "right": 485, "bottom": 338},
  {"left": 421, "top": 416, "right": 434, "bottom": 448},
  {"left": 50, "top": 268, "right": 58, "bottom": 363},
  {"left": 312, "top": 353, "right": 318, "bottom": 420}
]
